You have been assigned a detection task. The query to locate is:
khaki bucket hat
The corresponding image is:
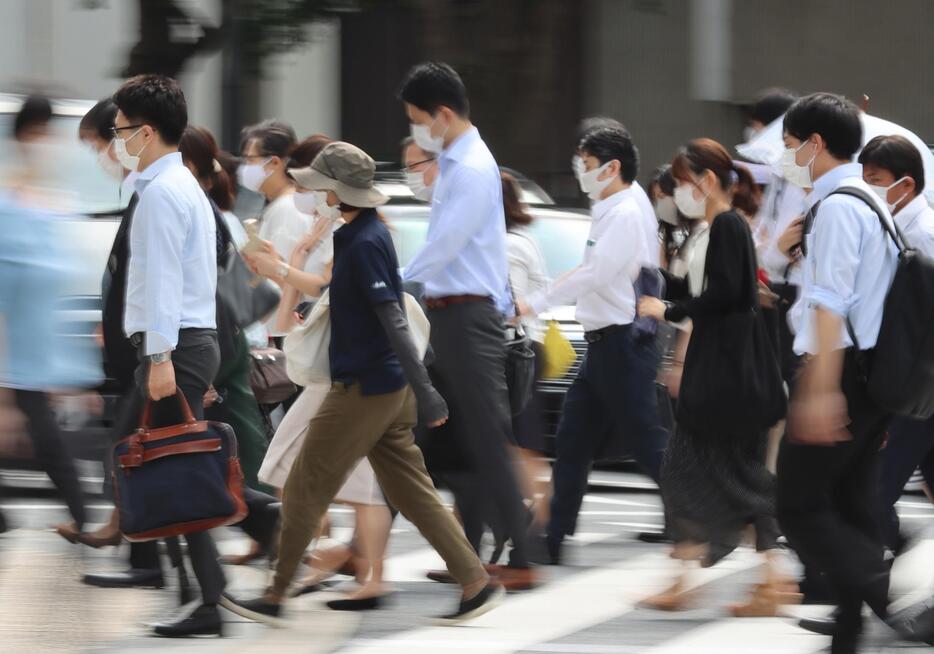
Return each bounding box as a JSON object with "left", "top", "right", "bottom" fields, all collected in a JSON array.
[{"left": 287, "top": 141, "right": 388, "bottom": 208}]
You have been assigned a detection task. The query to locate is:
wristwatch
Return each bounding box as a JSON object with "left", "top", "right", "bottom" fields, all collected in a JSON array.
[
  {"left": 149, "top": 351, "right": 171, "bottom": 365},
  {"left": 276, "top": 263, "right": 290, "bottom": 279}
]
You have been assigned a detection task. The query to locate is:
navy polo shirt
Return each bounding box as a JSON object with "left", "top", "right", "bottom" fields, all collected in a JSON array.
[{"left": 329, "top": 208, "right": 406, "bottom": 395}]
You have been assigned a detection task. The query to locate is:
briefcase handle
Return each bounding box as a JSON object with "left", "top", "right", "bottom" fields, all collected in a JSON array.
[{"left": 139, "top": 389, "right": 198, "bottom": 430}]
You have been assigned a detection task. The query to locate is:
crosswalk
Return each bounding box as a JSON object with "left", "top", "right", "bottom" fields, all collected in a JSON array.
[{"left": 2, "top": 483, "right": 934, "bottom": 653}]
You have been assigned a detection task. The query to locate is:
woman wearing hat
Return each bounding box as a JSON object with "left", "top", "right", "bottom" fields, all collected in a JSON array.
[{"left": 225, "top": 142, "right": 503, "bottom": 625}]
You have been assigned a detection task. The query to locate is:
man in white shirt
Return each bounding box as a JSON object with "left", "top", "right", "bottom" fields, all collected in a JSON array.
[
  {"left": 111, "top": 74, "right": 226, "bottom": 638},
  {"left": 520, "top": 122, "right": 669, "bottom": 564},
  {"left": 776, "top": 93, "right": 899, "bottom": 653},
  {"left": 859, "top": 135, "right": 934, "bottom": 557},
  {"left": 399, "top": 62, "right": 535, "bottom": 591}
]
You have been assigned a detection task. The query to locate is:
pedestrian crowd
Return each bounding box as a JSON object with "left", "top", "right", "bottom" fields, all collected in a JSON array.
[{"left": 2, "top": 64, "right": 934, "bottom": 654}]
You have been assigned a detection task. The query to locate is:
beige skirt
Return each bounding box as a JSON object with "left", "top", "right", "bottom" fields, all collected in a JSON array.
[{"left": 258, "top": 383, "right": 385, "bottom": 506}]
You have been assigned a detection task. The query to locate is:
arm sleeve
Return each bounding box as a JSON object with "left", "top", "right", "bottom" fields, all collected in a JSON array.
[
  {"left": 130, "top": 188, "right": 187, "bottom": 355},
  {"left": 660, "top": 268, "right": 690, "bottom": 302},
  {"left": 664, "top": 213, "right": 751, "bottom": 323},
  {"left": 374, "top": 301, "right": 448, "bottom": 425},
  {"left": 527, "top": 204, "right": 645, "bottom": 313},
  {"left": 802, "top": 198, "right": 862, "bottom": 317},
  {"left": 403, "top": 167, "right": 496, "bottom": 283}
]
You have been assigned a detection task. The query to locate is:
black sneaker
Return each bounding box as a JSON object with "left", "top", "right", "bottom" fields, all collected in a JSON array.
[
  {"left": 219, "top": 593, "right": 284, "bottom": 627},
  {"left": 436, "top": 583, "right": 505, "bottom": 625}
]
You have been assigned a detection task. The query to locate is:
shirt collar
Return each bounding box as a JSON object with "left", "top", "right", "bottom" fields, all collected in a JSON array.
[
  {"left": 591, "top": 186, "right": 633, "bottom": 221},
  {"left": 334, "top": 208, "right": 377, "bottom": 244},
  {"left": 439, "top": 126, "right": 480, "bottom": 165},
  {"left": 895, "top": 194, "right": 928, "bottom": 232},
  {"left": 805, "top": 163, "right": 863, "bottom": 209},
  {"left": 135, "top": 152, "right": 183, "bottom": 191}
]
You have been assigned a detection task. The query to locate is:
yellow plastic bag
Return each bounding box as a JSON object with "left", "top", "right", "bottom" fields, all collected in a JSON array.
[{"left": 542, "top": 320, "right": 576, "bottom": 379}]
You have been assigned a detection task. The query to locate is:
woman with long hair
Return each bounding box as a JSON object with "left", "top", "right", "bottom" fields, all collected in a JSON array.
[{"left": 638, "top": 138, "right": 792, "bottom": 616}]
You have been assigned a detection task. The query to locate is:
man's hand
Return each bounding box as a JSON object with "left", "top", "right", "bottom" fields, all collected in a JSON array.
[
  {"left": 637, "top": 296, "right": 667, "bottom": 320},
  {"left": 777, "top": 216, "right": 805, "bottom": 258},
  {"left": 420, "top": 388, "right": 449, "bottom": 428},
  {"left": 788, "top": 387, "right": 851, "bottom": 446},
  {"left": 203, "top": 386, "right": 220, "bottom": 408},
  {"left": 148, "top": 360, "right": 177, "bottom": 401},
  {"left": 516, "top": 299, "right": 536, "bottom": 318}
]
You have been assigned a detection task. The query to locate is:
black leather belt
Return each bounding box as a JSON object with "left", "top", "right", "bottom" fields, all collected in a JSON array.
[{"left": 583, "top": 323, "right": 629, "bottom": 344}]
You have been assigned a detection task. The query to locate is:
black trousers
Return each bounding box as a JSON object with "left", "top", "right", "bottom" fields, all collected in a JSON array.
[
  {"left": 879, "top": 414, "right": 934, "bottom": 550},
  {"left": 427, "top": 300, "right": 529, "bottom": 568},
  {"left": 777, "top": 349, "right": 892, "bottom": 628},
  {"left": 547, "top": 324, "right": 668, "bottom": 542},
  {"left": 116, "top": 329, "right": 225, "bottom": 604},
  {"left": 11, "top": 390, "right": 86, "bottom": 528}
]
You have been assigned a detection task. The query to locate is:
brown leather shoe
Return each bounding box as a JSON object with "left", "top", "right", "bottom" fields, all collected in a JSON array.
[
  {"left": 54, "top": 522, "right": 81, "bottom": 544},
  {"left": 493, "top": 566, "right": 540, "bottom": 592},
  {"left": 426, "top": 569, "right": 456, "bottom": 584}
]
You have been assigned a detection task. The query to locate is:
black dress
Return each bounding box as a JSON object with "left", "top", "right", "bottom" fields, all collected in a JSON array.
[{"left": 660, "top": 210, "right": 780, "bottom": 565}]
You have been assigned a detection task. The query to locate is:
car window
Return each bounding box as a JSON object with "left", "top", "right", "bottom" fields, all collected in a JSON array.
[{"left": 0, "top": 114, "right": 125, "bottom": 215}]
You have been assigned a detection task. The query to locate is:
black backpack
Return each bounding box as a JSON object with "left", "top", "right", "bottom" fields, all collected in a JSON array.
[{"left": 830, "top": 187, "right": 934, "bottom": 419}]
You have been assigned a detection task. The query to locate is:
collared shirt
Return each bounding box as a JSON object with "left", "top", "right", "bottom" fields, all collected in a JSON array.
[
  {"left": 753, "top": 174, "right": 808, "bottom": 284},
  {"left": 790, "top": 163, "right": 898, "bottom": 356},
  {"left": 124, "top": 152, "right": 217, "bottom": 356},
  {"left": 402, "top": 126, "right": 510, "bottom": 313},
  {"left": 329, "top": 209, "right": 406, "bottom": 395},
  {"left": 894, "top": 194, "right": 934, "bottom": 257},
  {"left": 526, "top": 187, "right": 652, "bottom": 332}
]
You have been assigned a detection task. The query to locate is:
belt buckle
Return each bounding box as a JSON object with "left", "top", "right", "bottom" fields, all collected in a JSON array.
[{"left": 585, "top": 331, "right": 601, "bottom": 344}]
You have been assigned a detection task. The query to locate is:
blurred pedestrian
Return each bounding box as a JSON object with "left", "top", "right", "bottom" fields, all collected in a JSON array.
[
  {"left": 502, "top": 172, "right": 551, "bottom": 529},
  {"left": 520, "top": 121, "right": 668, "bottom": 565},
  {"left": 108, "top": 74, "right": 226, "bottom": 638},
  {"left": 222, "top": 141, "right": 504, "bottom": 624},
  {"left": 637, "top": 139, "right": 791, "bottom": 615},
  {"left": 0, "top": 95, "right": 99, "bottom": 541},
  {"left": 776, "top": 93, "right": 899, "bottom": 653},
  {"left": 398, "top": 62, "right": 537, "bottom": 591},
  {"left": 402, "top": 136, "right": 438, "bottom": 201},
  {"left": 859, "top": 136, "right": 934, "bottom": 553},
  {"left": 648, "top": 165, "right": 690, "bottom": 270}
]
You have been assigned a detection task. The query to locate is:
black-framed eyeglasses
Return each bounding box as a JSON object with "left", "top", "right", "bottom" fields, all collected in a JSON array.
[
  {"left": 404, "top": 157, "right": 436, "bottom": 172},
  {"left": 110, "top": 124, "right": 145, "bottom": 138}
]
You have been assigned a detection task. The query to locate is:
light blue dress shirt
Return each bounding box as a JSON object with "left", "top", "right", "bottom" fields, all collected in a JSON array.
[
  {"left": 124, "top": 152, "right": 217, "bottom": 356},
  {"left": 790, "top": 163, "right": 898, "bottom": 355},
  {"left": 0, "top": 193, "right": 103, "bottom": 390},
  {"left": 402, "top": 127, "right": 510, "bottom": 313}
]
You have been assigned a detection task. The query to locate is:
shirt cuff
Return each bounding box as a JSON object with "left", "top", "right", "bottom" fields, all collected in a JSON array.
[
  {"left": 805, "top": 286, "right": 850, "bottom": 318},
  {"left": 143, "top": 330, "right": 177, "bottom": 357}
]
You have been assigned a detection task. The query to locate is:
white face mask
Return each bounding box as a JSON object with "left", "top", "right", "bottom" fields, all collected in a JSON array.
[
  {"left": 97, "top": 141, "right": 125, "bottom": 181},
  {"left": 673, "top": 184, "right": 707, "bottom": 219},
  {"left": 237, "top": 158, "right": 272, "bottom": 193},
  {"left": 113, "top": 128, "right": 148, "bottom": 173},
  {"left": 293, "top": 190, "right": 326, "bottom": 215},
  {"left": 869, "top": 176, "right": 910, "bottom": 214},
  {"left": 655, "top": 195, "right": 680, "bottom": 225},
  {"left": 578, "top": 161, "right": 615, "bottom": 200},
  {"left": 780, "top": 140, "right": 816, "bottom": 189},
  {"left": 410, "top": 115, "right": 447, "bottom": 154},
  {"left": 405, "top": 170, "right": 434, "bottom": 202},
  {"left": 315, "top": 197, "right": 343, "bottom": 222}
]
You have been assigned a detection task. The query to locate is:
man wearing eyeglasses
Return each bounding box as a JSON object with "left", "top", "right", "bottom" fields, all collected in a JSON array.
[{"left": 109, "top": 74, "right": 225, "bottom": 638}]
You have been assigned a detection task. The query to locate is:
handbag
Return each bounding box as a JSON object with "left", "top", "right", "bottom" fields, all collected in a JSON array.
[
  {"left": 111, "top": 391, "right": 247, "bottom": 542},
  {"left": 213, "top": 203, "right": 280, "bottom": 329},
  {"left": 542, "top": 319, "right": 576, "bottom": 379},
  {"left": 249, "top": 347, "right": 298, "bottom": 405},
  {"left": 283, "top": 290, "right": 431, "bottom": 387},
  {"left": 504, "top": 284, "right": 536, "bottom": 416}
]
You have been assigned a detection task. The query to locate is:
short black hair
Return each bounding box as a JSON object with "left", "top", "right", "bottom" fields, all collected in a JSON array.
[
  {"left": 650, "top": 164, "right": 676, "bottom": 196},
  {"left": 858, "top": 135, "right": 925, "bottom": 194},
  {"left": 577, "top": 122, "right": 639, "bottom": 184},
  {"left": 783, "top": 92, "right": 862, "bottom": 161},
  {"left": 112, "top": 74, "right": 187, "bottom": 145},
  {"left": 79, "top": 98, "right": 117, "bottom": 142},
  {"left": 239, "top": 119, "right": 296, "bottom": 159},
  {"left": 750, "top": 88, "right": 797, "bottom": 126},
  {"left": 397, "top": 61, "right": 469, "bottom": 117},
  {"left": 13, "top": 95, "right": 52, "bottom": 140}
]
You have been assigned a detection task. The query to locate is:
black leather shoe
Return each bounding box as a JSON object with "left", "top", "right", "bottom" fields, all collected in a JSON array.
[
  {"left": 220, "top": 593, "right": 283, "bottom": 626},
  {"left": 798, "top": 614, "right": 840, "bottom": 636},
  {"left": 83, "top": 568, "right": 164, "bottom": 589},
  {"left": 326, "top": 595, "right": 389, "bottom": 611},
  {"left": 153, "top": 604, "right": 222, "bottom": 638},
  {"left": 636, "top": 530, "right": 671, "bottom": 544}
]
